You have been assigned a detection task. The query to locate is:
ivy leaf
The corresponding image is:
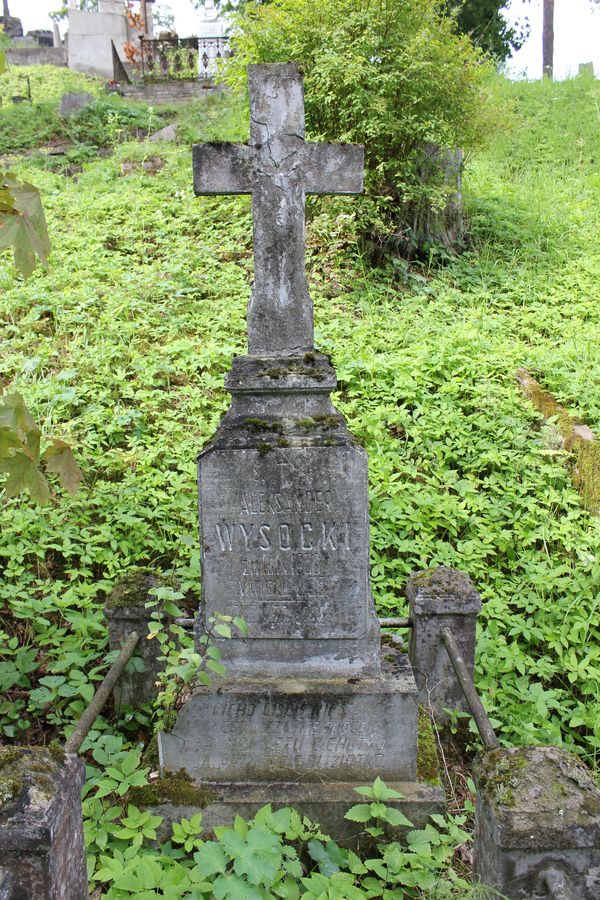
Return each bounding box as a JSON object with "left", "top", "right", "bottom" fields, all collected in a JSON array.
[{"left": 44, "top": 439, "right": 83, "bottom": 494}]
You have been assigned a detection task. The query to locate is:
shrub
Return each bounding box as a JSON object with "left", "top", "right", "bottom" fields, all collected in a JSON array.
[{"left": 224, "top": 0, "right": 500, "bottom": 257}]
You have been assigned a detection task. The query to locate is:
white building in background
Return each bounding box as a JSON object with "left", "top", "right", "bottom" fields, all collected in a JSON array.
[
  {"left": 196, "top": 0, "right": 229, "bottom": 78},
  {"left": 197, "top": 0, "right": 227, "bottom": 39}
]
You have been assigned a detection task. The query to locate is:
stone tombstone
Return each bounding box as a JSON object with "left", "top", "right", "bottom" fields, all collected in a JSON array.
[
  {"left": 158, "top": 64, "right": 443, "bottom": 827},
  {"left": 192, "top": 63, "right": 379, "bottom": 678}
]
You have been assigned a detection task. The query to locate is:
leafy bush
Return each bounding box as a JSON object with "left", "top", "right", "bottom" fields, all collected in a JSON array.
[
  {"left": 224, "top": 0, "right": 500, "bottom": 255},
  {"left": 0, "top": 96, "right": 164, "bottom": 155}
]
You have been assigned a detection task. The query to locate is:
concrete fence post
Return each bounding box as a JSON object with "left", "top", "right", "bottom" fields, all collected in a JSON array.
[
  {"left": 407, "top": 566, "right": 481, "bottom": 716},
  {"left": 473, "top": 746, "right": 600, "bottom": 899},
  {"left": 0, "top": 748, "right": 88, "bottom": 900},
  {"left": 104, "top": 568, "right": 178, "bottom": 710}
]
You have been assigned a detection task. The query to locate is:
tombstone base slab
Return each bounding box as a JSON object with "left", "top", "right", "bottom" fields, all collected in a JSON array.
[
  {"left": 159, "top": 657, "right": 418, "bottom": 783},
  {"left": 151, "top": 779, "right": 446, "bottom": 848}
]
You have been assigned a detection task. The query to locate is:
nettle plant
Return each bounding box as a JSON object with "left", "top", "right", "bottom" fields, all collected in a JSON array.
[{"left": 143, "top": 585, "right": 249, "bottom": 731}]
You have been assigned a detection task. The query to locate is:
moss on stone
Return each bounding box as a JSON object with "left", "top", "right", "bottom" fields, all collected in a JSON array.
[
  {"left": 574, "top": 438, "right": 600, "bottom": 513},
  {"left": 257, "top": 368, "right": 285, "bottom": 379},
  {"left": 242, "top": 418, "right": 284, "bottom": 434},
  {"left": 257, "top": 441, "right": 272, "bottom": 456},
  {"left": 106, "top": 568, "right": 176, "bottom": 611},
  {"left": 477, "top": 748, "right": 530, "bottom": 809},
  {"left": 277, "top": 437, "right": 290, "bottom": 448},
  {"left": 303, "top": 352, "right": 316, "bottom": 364},
  {"left": 416, "top": 708, "right": 441, "bottom": 784},
  {"left": 519, "top": 370, "right": 599, "bottom": 514},
  {"left": 127, "top": 771, "right": 216, "bottom": 808},
  {"left": 297, "top": 414, "right": 340, "bottom": 430},
  {"left": 0, "top": 747, "right": 64, "bottom": 813}
]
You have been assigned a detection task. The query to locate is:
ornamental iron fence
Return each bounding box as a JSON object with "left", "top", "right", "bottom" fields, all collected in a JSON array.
[{"left": 139, "top": 36, "right": 230, "bottom": 82}]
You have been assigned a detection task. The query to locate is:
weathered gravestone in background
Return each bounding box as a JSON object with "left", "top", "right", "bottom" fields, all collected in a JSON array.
[{"left": 158, "top": 64, "right": 444, "bottom": 836}]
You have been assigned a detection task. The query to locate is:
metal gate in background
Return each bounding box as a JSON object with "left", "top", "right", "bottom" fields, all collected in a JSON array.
[{"left": 139, "top": 36, "right": 230, "bottom": 82}]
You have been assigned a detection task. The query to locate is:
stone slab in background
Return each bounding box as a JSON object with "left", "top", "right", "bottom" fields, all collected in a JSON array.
[
  {"left": 58, "top": 91, "right": 96, "bottom": 117},
  {"left": 474, "top": 746, "right": 600, "bottom": 899},
  {"left": 148, "top": 123, "right": 177, "bottom": 142},
  {"left": 0, "top": 748, "right": 88, "bottom": 900}
]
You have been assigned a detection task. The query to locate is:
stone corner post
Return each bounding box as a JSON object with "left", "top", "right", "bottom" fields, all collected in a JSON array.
[
  {"left": 0, "top": 748, "right": 88, "bottom": 899},
  {"left": 407, "top": 565, "right": 481, "bottom": 715},
  {"left": 473, "top": 745, "right": 600, "bottom": 899},
  {"left": 104, "top": 568, "right": 177, "bottom": 709}
]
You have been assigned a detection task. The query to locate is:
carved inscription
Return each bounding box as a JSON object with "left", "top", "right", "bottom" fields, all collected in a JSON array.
[{"left": 200, "top": 448, "right": 370, "bottom": 639}]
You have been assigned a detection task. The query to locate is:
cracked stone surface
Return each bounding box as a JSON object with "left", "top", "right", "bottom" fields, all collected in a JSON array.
[{"left": 193, "top": 63, "right": 364, "bottom": 355}]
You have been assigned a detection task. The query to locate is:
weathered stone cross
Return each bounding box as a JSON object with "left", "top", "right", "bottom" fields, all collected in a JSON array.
[{"left": 193, "top": 63, "right": 364, "bottom": 356}]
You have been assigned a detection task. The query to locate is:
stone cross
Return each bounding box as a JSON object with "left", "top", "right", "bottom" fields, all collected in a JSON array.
[{"left": 193, "top": 63, "right": 364, "bottom": 356}]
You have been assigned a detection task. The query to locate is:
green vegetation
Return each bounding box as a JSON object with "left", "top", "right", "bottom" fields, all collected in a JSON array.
[
  {"left": 1, "top": 62, "right": 600, "bottom": 896},
  {"left": 225, "top": 0, "right": 498, "bottom": 253}
]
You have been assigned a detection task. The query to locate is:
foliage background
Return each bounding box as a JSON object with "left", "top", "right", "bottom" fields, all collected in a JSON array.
[
  {"left": 223, "top": 0, "right": 499, "bottom": 255},
  {"left": 0, "top": 62, "right": 599, "bottom": 894}
]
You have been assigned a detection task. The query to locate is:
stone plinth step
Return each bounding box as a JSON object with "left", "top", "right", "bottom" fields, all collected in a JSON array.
[{"left": 150, "top": 780, "right": 446, "bottom": 849}]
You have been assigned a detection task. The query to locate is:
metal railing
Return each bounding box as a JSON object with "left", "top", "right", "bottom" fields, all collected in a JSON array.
[
  {"left": 65, "top": 632, "right": 140, "bottom": 754},
  {"left": 139, "top": 36, "right": 230, "bottom": 83},
  {"left": 63, "top": 614, "right": 498, "bottom": 756}
]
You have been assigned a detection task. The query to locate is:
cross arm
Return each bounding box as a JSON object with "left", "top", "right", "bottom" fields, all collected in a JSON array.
[
  {"left": 193, "top": 143, "right": 257, "bottom": 195},
  {"left": 303, "top": 143, "right": 364, "bottom": 195}
]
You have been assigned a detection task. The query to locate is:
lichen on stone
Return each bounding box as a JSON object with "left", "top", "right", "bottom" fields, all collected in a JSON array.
[{"left": 0, "top": 747, "right": 63, "bottom": 814}]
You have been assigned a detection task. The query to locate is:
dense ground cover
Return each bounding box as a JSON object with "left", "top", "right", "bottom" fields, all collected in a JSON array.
[{"left": 1, "top": 66, "right": 599, "bottom": 894}]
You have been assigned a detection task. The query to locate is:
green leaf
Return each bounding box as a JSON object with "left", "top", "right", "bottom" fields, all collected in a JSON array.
[
  {"left": 307, "top": 840, "right": 346, "bottom": 877},
  {"left": 44, "top": 440, "right": 83, "bottom": 494},
  {"left": 214, "top": 622, "right": 232, "bottom": 638},
  {"left": 0, "top": 173, "right": 51, "bottom": 278},
  {"left": 344, "top": 803, "right": 372, "bottom": 823},
  {"left": 0, "top": 451, "right": 50, "bottom": 503},
  {"left": 233, "top": 616, "right": 249, "bottom": 636},
  {"left": 192, "top": 840, "right": 228, "bottom": 877},
  {"left": 380, "top": 806, "right": 414, "bottom": 827}
]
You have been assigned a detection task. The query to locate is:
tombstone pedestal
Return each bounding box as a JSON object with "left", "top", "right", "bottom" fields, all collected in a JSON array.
[
  {"left": 157, "top": 351, "right": 442, "bottom": 832},
  {"left": 160, "top": 659, "right": 417, "bottom": 783}
]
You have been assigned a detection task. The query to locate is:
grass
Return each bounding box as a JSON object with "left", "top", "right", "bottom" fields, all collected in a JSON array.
[{"left": 0, "top": 64, "right": 599, "bottom": 894}]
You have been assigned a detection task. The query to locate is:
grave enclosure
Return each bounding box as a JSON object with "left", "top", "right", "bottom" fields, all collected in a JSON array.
[
  {"left": 2, "top": 62, "right": 600, "bottom": 900},
  {"left": 157, "top": 62, "right": 444, "bottom": 833}
]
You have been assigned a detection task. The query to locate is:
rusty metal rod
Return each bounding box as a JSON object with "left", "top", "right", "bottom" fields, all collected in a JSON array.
[
  {"left": 65, "top": 632, "right": 140, "bottom": 754},
  {"left": 441, "top": 627, "right": 499, "bottom": 750},
  {"left": 379, "top": 617, "right": 412, "bottom": 628}
]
